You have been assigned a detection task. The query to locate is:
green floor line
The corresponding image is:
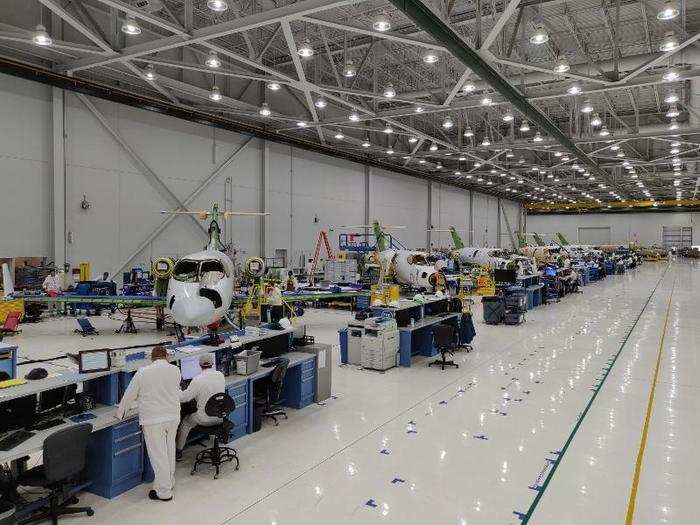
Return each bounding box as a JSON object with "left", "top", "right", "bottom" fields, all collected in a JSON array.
[{"left": 521, "top": 264, "right": 671, "bottom": 524}]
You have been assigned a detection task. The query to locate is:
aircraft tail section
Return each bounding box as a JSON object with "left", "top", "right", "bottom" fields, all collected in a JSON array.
[
  {"left": 516, "top": 232, "right": 527, "bottom": 248},
  {"left": 373, "top": 221, "right": 387, "bottom": 252},
  {"left": 533, "top": 233, "right": 545, "bottom": 246},
  {"left": 557, "top": 232, "right": 570, "bottom": 245},
  {"left": 449, "top": 226, "right": 464, "bottom": 249},
  {"left": 2, "top": 263, "right": 14, "bottom": 298}
]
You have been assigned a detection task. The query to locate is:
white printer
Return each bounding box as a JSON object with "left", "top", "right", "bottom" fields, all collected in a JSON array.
[
  {"left": 346, "top": 318, "right": 369, "bottom": 365},
  {"left": 361, "top": 317, "right": 399, "bottom": 371}
]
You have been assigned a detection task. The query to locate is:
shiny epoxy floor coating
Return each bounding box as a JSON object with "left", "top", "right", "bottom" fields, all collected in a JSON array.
[{"left": 15, "top": 261, "right": 697, "bottom": 524}]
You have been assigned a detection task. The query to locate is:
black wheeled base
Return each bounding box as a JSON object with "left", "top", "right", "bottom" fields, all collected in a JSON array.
[
  {"left": 115, "top": 309, "right": 137, "bottom": 334},
  {"left": 429, "top": 352, "right": 459, "bottom": 370},
  {"left": 19, "top": 494, "right": 94, "bottom": 525},
  {"left": 191, "top": 444, "right": 239, "bottom": 480}
]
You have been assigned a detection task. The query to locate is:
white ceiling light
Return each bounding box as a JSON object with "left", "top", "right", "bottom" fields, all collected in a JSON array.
[
  {"left": 429, "top": 142, "right": 438, "bottom": 151},
  {"left": 663, "top": 67, "right": 680, "bottom": 82},
  {"left": 383, "top": 125, "right": 393, "bottom": 134},
  {"left": 518, "top": 157, "right": 525, "bottom": 164},
  {"left": 590, "top": 113, "right": 602, "bottom": 127},
  {"left": 362, "top": 138, "right": 370, "bottom": 148},
  {"left": 481, "top": 96, "right": 493, "bottom": 106},
  {"left": 530, "top": 25, "right": 549, "bottom": 45},
  {"left": 408, "top": 136, "right": 418, "bottom": 144},
  {"left": 207, "top": 0, "right": 229, "bottom": 11},
  {"left": 659, "top": 31, "right": 679, "bottom": 52},
  {"left": 562, "top": 156, "right": 570, "bottom": 161},
  {"left": 296, "top": 120, "right": 307, "bottom": 128},
  {"left": 143, "top": 64, "right": 156, "bottom": 80},
  {"left": 519, "top": 121, "right": 531, "bottom": 132},
  {"left": 553, "top": 57, "right": 570, "bottom": 73},
  {"left": 502, "top": 111, "right": 514, "bottom": 122},
  {"left": 567, "top": 82, "right": 582, "bottom": 95},
  {"left": 422, "top": 51, "right": 439, "bottom": 64},
  {"left": 580, "top": 99, "right": 594, "bottom": 113},
  {"left": 610, "top": 144, "right": 620, "bottom": 151},
  {"left": 419, "top": 159, "right": 426, "bottom": 164},
  {"left": 554, "top": 151, "right": 562, "bottom": 157},
  {"left": 617, "top": 151, "right": 625, "bottom": 157},
  {"left": 334, "top": 130, "right": 344, "bottom": 140},
  {"left": 666, "top": 104, "right": 680, "bottom": 118},
  {"left": 506, "top": 151, "right": 515, "bottom": 158},
  {"left": 598, "top": 125, "right": 610, "bottom": 137},
  {"left": 671, "top": 140, "right": 681, "bottom": 147},
  {"left": 314, "top": 97, "right": 327, "bottom": 109},
  {"left": 462, "top": 81, "right": 476, "bottom": 93},
  {"left": 258, "top": 102, "right": 271, "bottom": 117},
  {"left": 387, "top": 149, "right": 394, "bottom": 155},
  {"left": 383, "top": 84, "right": 396, "bottom": 98},
  {"left": 463, "top": 126, "right": 474, "bottom": 137},
  {"left": 121, "top": 14, "right": 141, "bottom": 35},
  {"left": 533, "top": 131, "right": 543, "bottom": 142},
  {"left": 669, "top": 118, "right": 680, "bottom": 130},
  {"left": 664, "top": 92, "right": 679, "bottom": 104},
  {"left": 267, "top": 82, "right": 281, "bottom": 91},
  {"left": 32, "top": 24, "right": 52, "bottom": 46},
  {"left": 473, "top": 162, "right": 482, "bottom": 167},
  {"left": 413, "top": 106, "right": 424, "bottom": 113},
  {"left": 458, "top": 156, "right": 467, "bottom": 161},
  {"left": 373, "top": 15, "right": 391, "bottom": 32},
  {"left": 454, "top": 170, "right": 462, "bottom": 176},
  {"left": 481, "top": 137, "right": 491, "bottom": 146},
  {"left": 297, "top": 38, "right": 314, "bottom": 57},
  {"left": 342, "top": 60, "right": 356, "bottom": 78},
  {"left": 349, "top": 111, "right": 360, "bottom": 122},
  {"left": 209, "top": 86, "right": 222, "bottom": 101},
  {"left": 205, "top": 51, "right": 221, "bottom": 69},
  {"left": 442, "top": 116, "right": 455, "bottom": 129}
]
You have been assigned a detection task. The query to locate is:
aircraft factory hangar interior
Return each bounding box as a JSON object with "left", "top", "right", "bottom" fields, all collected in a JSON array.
[{"left": 0, "top": 0, "right": 699, "bottom": 524}]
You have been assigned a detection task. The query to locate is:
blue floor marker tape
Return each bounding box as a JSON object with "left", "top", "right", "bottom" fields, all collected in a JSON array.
[
  {"left": 365, "top": 499, "right": 377, "bottom": 508},
  {"left": 380, "top": 449, "right": 390, "bottom": 455},
  {"left": 391, "top": 478, "right": 405, "bottom": 484}
]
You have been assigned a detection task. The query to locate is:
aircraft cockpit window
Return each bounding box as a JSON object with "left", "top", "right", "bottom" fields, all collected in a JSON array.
[
  {"left": 200, "top": 259, "right": 227, "bottom": 286},
  {"left": 173, "top": 260, "right": 199, "bottom": 282}
]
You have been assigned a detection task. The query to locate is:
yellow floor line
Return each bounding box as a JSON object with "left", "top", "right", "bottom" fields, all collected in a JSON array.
[{"left": 625, "top": 277, "right": 676, "bottom": 525}]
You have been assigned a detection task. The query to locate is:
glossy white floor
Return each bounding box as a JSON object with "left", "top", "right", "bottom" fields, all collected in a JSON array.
[{"left": 11, "top": 260, "right": 698, "bottom": 525}]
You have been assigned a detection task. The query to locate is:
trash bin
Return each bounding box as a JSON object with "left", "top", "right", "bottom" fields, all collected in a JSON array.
[
  {"left": 234, "top": 349, "right": 261, "bottom": 375},
  {"left": 482, "top": 296, "right": 505, "bottom": 325},
  {"left": 252, "top": 402, "right": 264, "bottom": 432}
]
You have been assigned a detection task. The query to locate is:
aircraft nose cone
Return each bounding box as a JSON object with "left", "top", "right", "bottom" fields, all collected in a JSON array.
[{"left": 170, "top": 295, "right": 216, "bottom": 327}]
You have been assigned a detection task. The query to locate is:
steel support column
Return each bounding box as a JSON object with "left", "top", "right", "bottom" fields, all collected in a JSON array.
[{"left": 52, "top": 87, "right": 66, "bottom": 272}]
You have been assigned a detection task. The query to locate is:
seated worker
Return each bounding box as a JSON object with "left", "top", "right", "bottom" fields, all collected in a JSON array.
[
  {"left": 266, "top": 283, "right": 284, "bottom": 306},
  {"left": 176, "top": 354, "right": 225, "bottom": 460},
  {"left": 284, "top": 270, "right": 298, "bottom": 292}
]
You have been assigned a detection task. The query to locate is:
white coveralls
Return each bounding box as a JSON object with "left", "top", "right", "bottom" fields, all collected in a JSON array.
[
  {"left": 117, "top": 359, "right": 182, "bottom": 499},
  {"left": 176, "top": 368, "right": 226, "bottom": 451}
]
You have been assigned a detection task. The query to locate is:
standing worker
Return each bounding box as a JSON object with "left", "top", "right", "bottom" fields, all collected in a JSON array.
[
  {"left": 101, "top": 271, "right": 111, "bottom": 282},
  {"left": 284, "top": 270, "right": 298, "bottom": 291},
  {"left": 175, "top": 354, "right": 225, "bottom": 459},
  {"left": 117, "top": 346, "right": 181, "bottom": 502},
  {"left": 42, "top": 268, "right": 62, "bottom": 316}
]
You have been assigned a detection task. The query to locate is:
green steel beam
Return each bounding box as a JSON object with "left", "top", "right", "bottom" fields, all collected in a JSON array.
[{"left": 386, "top": 0, "right": 612, "bottom": 184}]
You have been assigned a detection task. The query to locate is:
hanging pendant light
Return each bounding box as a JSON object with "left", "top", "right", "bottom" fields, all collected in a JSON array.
[
  {"left": 422, "top": 50, "right": 439, "bottom": 64},
  {"left": 349, "top": 111, "right": 360, "bottom": 122},
  {"left": 267, "top": 82, "right": 281, "bottom": 91},
  {"left": 659, "top": 31, "right": 679, "bottom": 52},
  {"left": 666, "top": 104, "right": 680, "bottom": 118},
  {"left": 205, "top": 51, "right": 222, "bottom": 68},
  {"left": 258, "top": 102, "right": 271, "bottom": 116},
  {"left": 533, "top": 131, "right": 543, "bottom": 142},
  {"left": 462, "top": 81, "right": 476, "bottom": 93},
  {"left": 342, "top": 60, "right": 356, "bottom": 77},
  {"left": 297, "top": 38, "right": 314, "bottom": 57},
  {"left": 663, "top": 67, "right": 679, "bottom": 81},
  {"left": 530, "top": 25, "right": 549, "bottom": 45},
  {"left": 314, "top": 97, "right": 327, "bottom": 109},
  {"left": 209, "top": 86, "right": 222, "bottom": 101},
  {"left": 580, "top": 99, "right": 594, "bottom": 113},
  {"left": 373, "top": 15, "right": 391, "bottom": 32},
  {"left": 463, "top": 126, "right": 474, "bottom": 137},
  {"left": 590, "top": 113, "right": 602, "bottom": 127},
  {"left": 567, "top": 82, "right": 582, "bottom": 95},
  {"left": 32, "top": 24, "right": 52, "bottom": 46},
  {"left": 598, "top": 125, "right": 610, "bottom": 137},
  {"left": 553, "top": 57, "right": 570, "bottom": 73},
  {"left": 334, "top": 130, "right": 345, "bottom": 140},
  {"left": 383, "top": 124, "right": 393, "bottom": 134},
  {"left": 121, "top": 14, "right": 141, "bottom": 35},
  {"left": 383, "top": 84, "right": 396, "bottom": 98},
  {"left": 664, "top": 92, "right": 679, "bottom": 104},
  {"left": 502, "top": 111, "right": 514, "bottom": 122},
  {"left": 362, "top": 137, "right": 371, "bottom": 148},
  {"left": 519, "top": 121, "right": 531, "bottom": 132},
  {"left": 143, "top": 64, "right": 156, "bottom": 80},
  {"left": 408, "top": 136, "right": 418, "bottom": 144},
  {"left": 207, "top": 0, "right": 229, "bottom": 11},
  {"left": 442, "top": 116, "right": 454, "bottom": 129},
  {"left": 657, "top": 1, "right": 680, "bottom": 20}
]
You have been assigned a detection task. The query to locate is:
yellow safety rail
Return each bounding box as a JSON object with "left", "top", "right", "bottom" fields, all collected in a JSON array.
[{"left": 527, "top": 198, "right": 700, "bottom": 213}]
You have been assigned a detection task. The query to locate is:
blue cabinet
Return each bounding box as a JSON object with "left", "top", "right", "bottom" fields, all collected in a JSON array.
[
  {"left": 226, "top": 382, "right": 248, "bottom": 441},
  {"left": 86, "top": 417, "right": 145, "bottom": 499},
  {"left": 280, "top": 357, "right": 316, "bottom": 409}
]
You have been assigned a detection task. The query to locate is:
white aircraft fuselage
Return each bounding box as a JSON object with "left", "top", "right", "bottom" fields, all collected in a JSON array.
[{"left": 380, "top": 249, "right": 439, "bottom": 290}]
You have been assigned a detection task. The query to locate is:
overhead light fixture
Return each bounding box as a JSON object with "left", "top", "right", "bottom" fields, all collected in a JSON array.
[
  {"left": 554, "top": 151, "right": 563, "bottom": 157},
  {"left": 562, "top": 156, "right": 570, "bottom": 161},
  {"left": 502, "top": 111, "right": 514, "bottom": 122},
  {"left": 658, "top": 1, "right": 680, "bottom": 20},
  {"left": 342, "top": 61, "right": 356, "bottom": 78},
  {"left": 362, "top": 138, "right": 371, "bottom": 148},
  {"left": 413, "top": 106, "right": 424, "bottom": 114},
  {"left": 442, "top": 116, "right": 454, "bottom": 129},
  {"left": 258, "top": 102, "right": 271, "bottom": 116},
  {"left": 386, "top": 149, "right": 394, "bottom": 155},
  {"left": 267, "top": 82, "right": 281, "bottom": 91},
  {"left": 205, "top": 51, "right": 222, "bottom": 69},
  {"left": 296, "top": 120, "right": 307, "bottom": 128},
  {"left": 666, "top": 104, "right": 680, "bottom": 118},
  {"left": 459, "top": 156, "right": 467, "bottom": 161},
  {"left": 518, "top": 157, "right": 525, "bottom": 164},
  {"left": 121, "top": 14, "right": 141, "bottom": 35},
  {"left": 383, "top": 84, "right": 396, "bottom": 98},
  {"left": 533, "top": 131, "right": 543, "bottom": 142},
  {"left": 207, "top": 0, "right": 229, "bottom": 11},
  {"left": 663, "top": 67, "right": 680, "bottom": 82},
  {"left": 408, "top": 136, "right": 418, "bottom": 144},
  {"left": 143, "top": 64, "right": 156, "bottom": 80},
  {"left": 429, "top": 142, "right": 438, "bottom": 151},
  {"left": 349, "top": 111, "right": 360, "bottom": 122},
  {"left": 481, "top": 96, "right": 493, "bottom": 106},
  {"left": 616, "top": 151, "right": 625, "bottom": 157},
  {"left": 567, "top": 82, "right": 582, "bottom": 95},
  {"left": 209, "top": 86, "right": 222, "bottom": 101},
  {"left": 334, "top": 130, "right": 344, "bottom": 140},
  {"left": 314, "top": 97, "right": 327, "bottom": 109},
  {"left": 373, "top": 15, "right": 391, "bottom": 32},
  {"left": 474, "top": 162, "right": 481, "bottom": 167},
  {"left": 519, "top": 121, "right": 531, "bottom": 132},
  {"left": 506, "top": 151, "right": 515, "bottom": 158},
  {"left": 462, "top": 81, "right": 476, "bottom": 93},
  {"left": 481, "top": 138, "right": 491, "bottom": 146},
  {"left": 422, "top": 51, "right": 439, "bottom": 64},
  {"left": 553, "top": 57, "right": 570, "bottom": 73},
  {"left": 590, "top": 113, "right": 602, "bottom": 127},
  {"left": 454, "top": 170, "right": 462, "bottom": 176},
  {"left": 580, "top": 99, "right": 594, "bottom": 113},
  {"left": 463, "top": 126, "right": 474, "bottom": 137},
  {"left": 530, "top": 25, "right": 549, "bottom": 45},
  {"left": 383, "top": 125, "right": 393, "bottom": 134},
  {"left": 664, "top": 92, "right": 679, "bottom": 104},
  {"left": 610, "top": 144, "right": 620, "bottom": 151},
  {"left": 297, "top": 38, "right": 314, "bottom": 57},
  {"left": 671, "top": 140, "right": 681, "bottom": 147},
  {"left": 32, "top": 24, "right": 52, "bottom": 46},
  {"left": 435, "top": 162, "right": 443, "bottom": 169},
  {"left": 669, "top": 118, "right": 680, "bottom": 130},
  {"left": 659, "top": 31, "right": 679, "bottom": 52},
  {"left": 598, "top": 125, "right": 610, "bottom": 137},
  {"left": 419, "top": 159, "right": 426, "bottom": 164}
]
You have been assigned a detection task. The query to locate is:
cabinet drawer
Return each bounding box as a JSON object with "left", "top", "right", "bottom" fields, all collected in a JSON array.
[
  {"left": 112, "top": 419, "right": 140, "bottom": 441},
  {"left": 301, "top": 359, "right": 315, "bottom": 372},
  {"left": 112, "top": 441, "right": 143, "bottom": 483},
  {"left": 301, "top": 368, "right": 315, "bottom": 382}
]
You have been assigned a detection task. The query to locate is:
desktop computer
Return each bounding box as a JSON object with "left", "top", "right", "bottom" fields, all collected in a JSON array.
[
  {"left": 261, "top": 304, "right": 285, "bottom": 325},
  {"left": 0, "top": 395, "right": 37, "bottom": 433},
  {"left": 258, "top": 333, "right": 290, "bottom": 359}
]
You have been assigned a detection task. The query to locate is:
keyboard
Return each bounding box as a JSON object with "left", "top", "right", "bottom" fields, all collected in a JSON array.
[
  {"left": 0, "top": 430, "right": 35, "bottom": 451},
  {"left": 261, "top": 358, "right": 283, "bottom": 368},
  {"left": 31, "top": 418, "right": 66, "bottom": 431}
]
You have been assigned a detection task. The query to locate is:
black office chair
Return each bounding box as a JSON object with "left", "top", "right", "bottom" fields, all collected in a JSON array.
[
  {"left": 429, "top": 324, "right": 459, "bottom": 370},
  {"left": 254, "top": 358, "right": 289, "bottom": 426},
  {"left": 190, "top": 393, "right": 239, "bottom": 479},
  {"left": 17, "top": 423, "right": 94, "bottom": 525}
]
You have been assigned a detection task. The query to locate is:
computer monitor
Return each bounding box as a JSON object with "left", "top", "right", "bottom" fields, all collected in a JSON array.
[
  {"left": 37, "top": 384, "right": 77, "bottom": 414},
  {"left": 0, "top": 394, "right": 37, "bottom": 432},
  {"left": 493, "top": 269, "right": 517, "bottom": 285},
  {"left": 259, "top": 333, "right": 290, "bottom": 359},
  {"left": 79, "top": 349, "right": 111, "bottom": 373},
  {"left": 261, "top": 304, "right": 285, "bottom": 325}
]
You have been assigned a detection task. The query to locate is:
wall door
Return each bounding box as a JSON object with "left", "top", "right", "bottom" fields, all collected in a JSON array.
[
  {"left": 578, "top": 226, "right": 612, "bottom": 245},
  {"left": 662, "top": 226, "right": 692, "bottom": 249}
]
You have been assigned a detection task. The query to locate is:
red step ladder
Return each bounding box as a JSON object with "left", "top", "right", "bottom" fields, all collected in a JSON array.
[{"left": 310, "top": 230, "right": 335, "bottom": 281}]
